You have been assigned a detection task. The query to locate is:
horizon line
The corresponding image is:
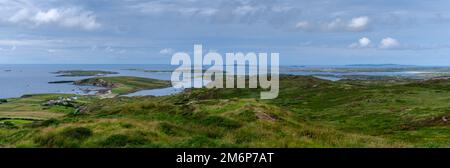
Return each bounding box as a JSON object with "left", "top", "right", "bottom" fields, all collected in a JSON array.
[{"left": 1, "top": 63, "right": 449, "bottom": 67}]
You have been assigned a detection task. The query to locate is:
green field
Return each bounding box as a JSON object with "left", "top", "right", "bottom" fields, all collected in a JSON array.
[{"left": 2, "top": 75, "right": 450, "bottom": 147}]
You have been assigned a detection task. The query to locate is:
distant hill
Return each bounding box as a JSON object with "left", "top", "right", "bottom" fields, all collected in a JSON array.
[{"left": 345, "top": 64, "right": 414, "bottom": 67}]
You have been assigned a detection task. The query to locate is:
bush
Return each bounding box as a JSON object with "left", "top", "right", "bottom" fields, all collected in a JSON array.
[
  {"left": 61, "top": 127, "right": 93, "bottom": 139},
  {"left": 41, "top": 119, "right": 60, "bottom": 126},
  {"left": 0, "top": 99, "right": 7, "bottom": 103},
  {"left": 100, "top": 134, "right": 147, "bottom": 147},
  {"left": 199, "top": 116, "right": 242, "bottom": 129},
  {"left": 236, "top": 110, "right": 257, "bottom": 122},
  {"left": 26, "top": 118, "right": 60, "bottom": 128},
  {"left": 159, "top": 122, "right": 181, "bottom": 135},
  {"left": 0, "top": 121, "right": 17, "bottom": 129},
  {"left": 119, "top": 122, "right": 134, "bottom": 128},
  {"left": 176, "top": 136, "right": 217, "bottom": 147},
  {"left": 35, "top": 127, "right": 93, "bottom": 147},
  {"left": 234, "top": 130, "right": 259, "bottom": 144}
]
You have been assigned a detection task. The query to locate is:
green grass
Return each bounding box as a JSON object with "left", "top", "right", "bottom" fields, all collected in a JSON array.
[
  {"left": 0, "top": 94, "right": 75, "bottom": 112},
  {"left": 3, "top": 76, "right": 450, "bottom": 147},
  {"left": 1, "top": 119, "right": 34, "bottom": 125},
  {"left": 0, "top": 93, "right": 95, "bottom": 123},
  {"left": 0, "top": 94, "right": 406, "bottom": 147}
]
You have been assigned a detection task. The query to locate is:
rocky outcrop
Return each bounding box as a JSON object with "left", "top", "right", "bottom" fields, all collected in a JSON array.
[
  {"left": 42, "top": 96, "right": 78, "bottom": 107},
  {"left": 75, "top": 106, "right": 89, "bottom": 114},
  {"left": 48, "top": 80, "right": 75, "bottom": 84},
  {"left": 74, "top": 78, "right": 119, "bottom": 88}
]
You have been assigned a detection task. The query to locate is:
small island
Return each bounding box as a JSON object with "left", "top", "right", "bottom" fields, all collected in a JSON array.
[
  {"left": 53, "top": 70, "right": 119, "bottom": 77},
  {"left": 74, "top": 76, "right": 171, "bottom": 97}
]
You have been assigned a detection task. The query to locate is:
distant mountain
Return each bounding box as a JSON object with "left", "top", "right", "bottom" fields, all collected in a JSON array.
[{"left": 345, "top": 64, "right": 415, "bottom": 67}]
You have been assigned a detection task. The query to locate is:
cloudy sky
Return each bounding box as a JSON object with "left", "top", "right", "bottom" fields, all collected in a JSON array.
[{"left": 1, "top": 0, "right": 450, "bottom": 65}]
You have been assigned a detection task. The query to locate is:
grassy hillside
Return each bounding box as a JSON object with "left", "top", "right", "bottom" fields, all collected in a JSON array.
[
  {"left": 2, "top": 75, "right": 450, "bottom": 147},
  {"left": 1, "top": 96, "right": 404, "bottom": 147},
  {"left": 0, "top": 94, "right": 94, "bottom": 120},
  {"left": 0, "top": 93, "right": 96, "bottom": 144}
]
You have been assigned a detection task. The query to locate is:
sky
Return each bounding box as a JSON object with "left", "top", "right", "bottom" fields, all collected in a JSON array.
[{"left": 1, "top": 0, "right": 450, "bottom": 65}]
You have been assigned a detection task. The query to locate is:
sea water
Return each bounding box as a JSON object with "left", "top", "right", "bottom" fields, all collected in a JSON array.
[
  {"left": 0, "top": 64, "right": 176, "bottom": 98},
  {"left": 0, "top": 64, "right": 446, "bottom": 98}
]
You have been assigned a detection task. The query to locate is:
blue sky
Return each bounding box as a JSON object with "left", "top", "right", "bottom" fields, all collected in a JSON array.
[{"left": 1, "top": 0, "right": 450, "bottom": 65}]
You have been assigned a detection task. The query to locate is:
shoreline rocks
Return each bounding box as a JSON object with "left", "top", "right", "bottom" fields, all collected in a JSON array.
[
  {"left": 74, "top": 78, "right": 118, "bottom": 88},
  {"left": 42, "top": 96, "right": 78, "bottom": 107},
  {"left": 48, "top": 80, "right": 75, "bottom": 84}
]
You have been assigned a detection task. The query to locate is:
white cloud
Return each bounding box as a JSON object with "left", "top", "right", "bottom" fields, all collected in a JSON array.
[
  {"left": 349, "top": 37, "right": 372, "bottom": 48},
  {"left": 34, "top": 9, "right": 61, "bottom": 24},
  {"left": 131, "top": 1, "right": 219, "bottom": 17},
  {"left": 232, "top": 5, "right": 261, "bottom": 16},
  {"left": 359, "top": 37, "right": 371, "bottom": 47},
  {"left": 160, "top": 48, "right": 174, "bottom": 55},
  {"left": 129, "top": 1, "right": 295, "bottom": 25},
  {"left": 8, "top": 8, "right": 32, "bottom": 23},
  {"left": 105, "top": 46, "right": 114, "bottom": 52},
  {"left": 0, "top": 45, "right": 16, "bottom": 52},
  {"left": 6, "top": 6, "right": 101, "bottom": 30},
  {"left": 197, "top": 8, "right": 219, "bottom": 16},
  {"left": 0, "top": 39, "right": 29, "bottom": 46},
  {"left": 58, "top": 8, "right": 101, "bottom": 30},
  {"left": 102, "top": 46, "right": 126, "bottom": 54},
  {"left": 47, "top": 49, "right": 58, "bottom": 53},
  {"left": 350, "top": 37, "right": 402, "bottom": 49},
  {"left": 299, "top": 41, "right": 312, "bottom": 47},
  {"left": 118, "top": 49, "right": 126, "bottom": 54},
  {"left": 177, "top": 7, "right": 218, "bottom": 17},
  {"left": 295, "top": 16, "right": 370, "bottom": 32},
  {"left": 348, "top": 16, "right": 369, "bottom": 31},
  {"left": 295, "top": 21, "right": 312, "bottom": 30},
  {"left": 380, "top": 37, "right": 400, "bottom": 49},
  {"left": 323, "top": 18, "right": 343, "bottom": 31},
  {"left": 271, "top": 6, "right": 293, "bottom": 13}
]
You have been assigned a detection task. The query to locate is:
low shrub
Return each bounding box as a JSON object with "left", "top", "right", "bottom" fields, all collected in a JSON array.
[
  {"left": 35, "top": 127, "right": 92, "bottom": 147},
  {"left": 199, "top": 116, "right": 241, "bottom": 129},
  {"left": 0, "top": 121, "right": 17, "bottom": 129},
  {"left": 61, "top": 127, "right": 93, "bottom": 139},
  {"left": 100, "top": 134, "right": 147, "bottom": 147},
  {"left": 159, "top": 122, "right": 181, "bottom": 135}
]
